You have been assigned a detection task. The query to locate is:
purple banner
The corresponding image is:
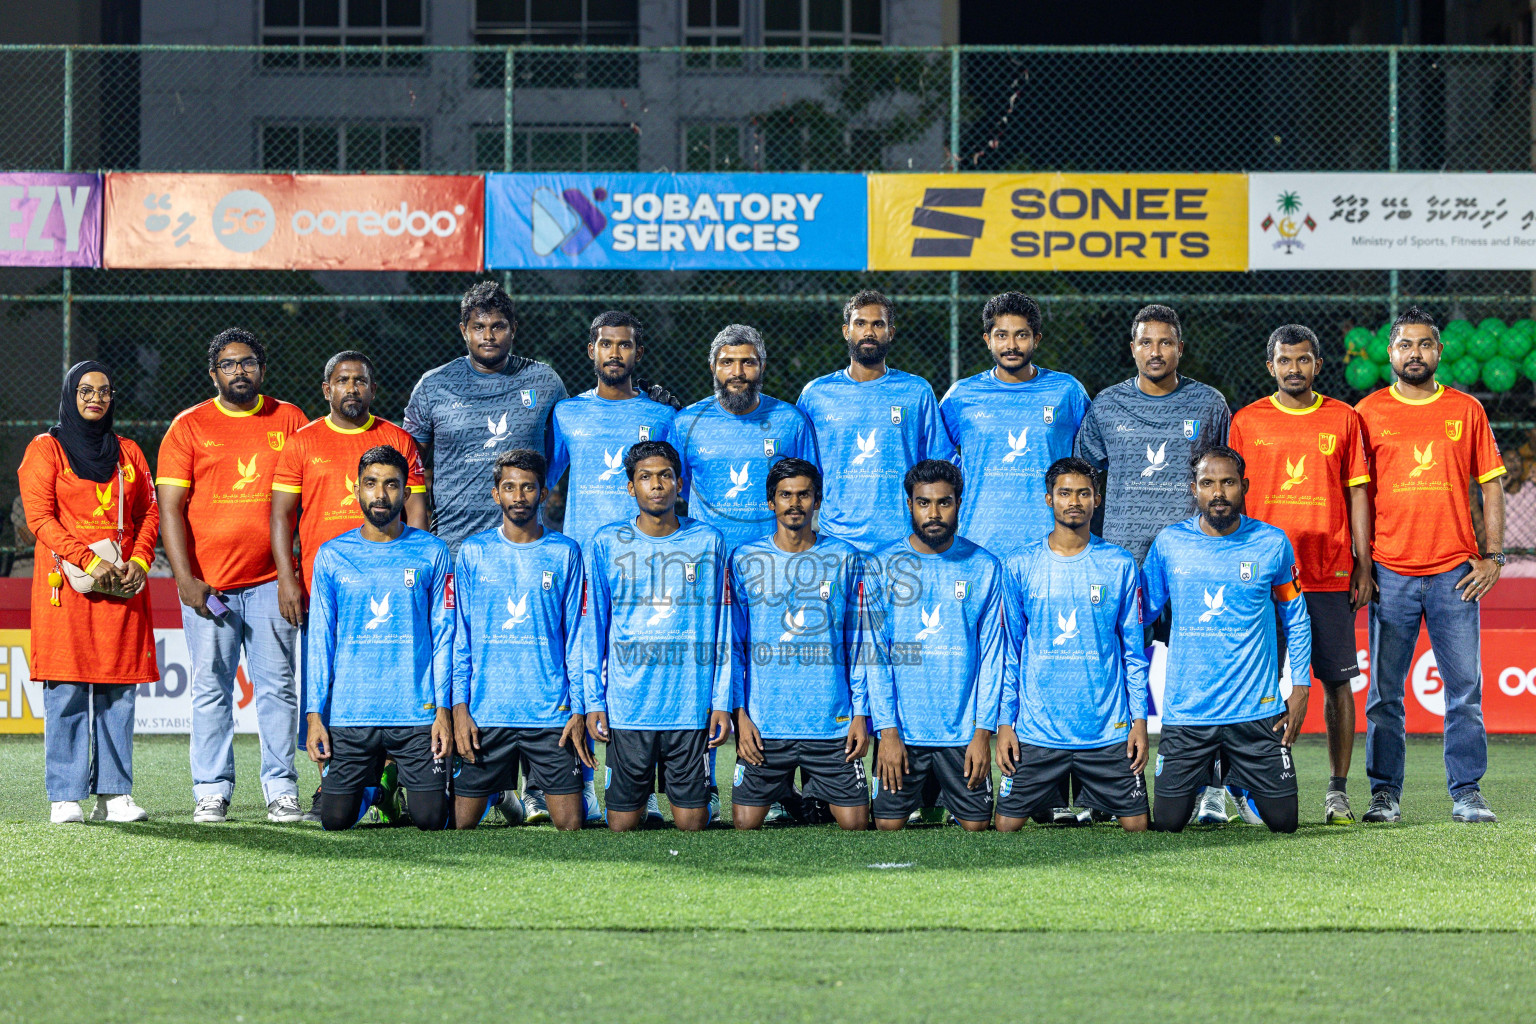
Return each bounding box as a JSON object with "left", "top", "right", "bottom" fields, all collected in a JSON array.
[{"left": 0, "top": 173, "right": 102, "bottom": 267}]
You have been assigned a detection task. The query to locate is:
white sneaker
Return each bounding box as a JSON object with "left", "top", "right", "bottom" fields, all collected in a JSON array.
[
  {"left": 50, "top": 800, "right": 84, "bottom": 824},
  {"left": 1194, "top": 786, "right": 1230, "bottom": 825},
  {"left": 193, "top": 795, "right": 229, "bottom": 823},
  {"left": 267, "top": 795, "right": 303, "bottom": 823},
  {"left": 582, "top": 781, "right": 603, "bottom": 824},
  {"left": 95, "top": 794, "right": 148, "bottom": 822}
]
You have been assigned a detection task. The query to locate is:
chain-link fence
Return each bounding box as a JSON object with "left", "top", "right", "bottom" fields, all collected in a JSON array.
[{"left": 1, "top": 44, "right": 1533, "bottom": 559}]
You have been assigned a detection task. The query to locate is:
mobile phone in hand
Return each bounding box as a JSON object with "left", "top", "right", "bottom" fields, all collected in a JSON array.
[{"left": 206, "top": 593, "right": 230, "bottom": 618}]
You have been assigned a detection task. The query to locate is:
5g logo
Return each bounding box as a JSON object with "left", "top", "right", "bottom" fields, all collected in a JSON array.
[
  {"left": 1497, "top": 666, "right": 1536, "bottom": 697},
  {"left": 211, "top": 189, "right": 276, "bottom": 253}
]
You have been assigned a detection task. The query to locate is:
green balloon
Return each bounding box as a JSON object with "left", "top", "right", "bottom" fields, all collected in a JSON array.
[
  {"left": 1367, "top": 336, "right": 1391, "bottom": 364},
  {"left": 1478, "top": 317, "right": 1506, "bottom": 337},
  {"left": 1381, "top": 361, "right": 1398, "bottom": 385},
  {"left": 1510, "top": 318, "right": 1535, "bottom": 333},
  {"left": 1523, "top": 349, "right": 1536, "bottom": 382},
  {"left": 1450, "top": 356, "right": 1482, "bottom": 386},
  {"left": 1345, "top": 357, "right": 1380, "bottom": 390},
  {"left": 1483, "top": 355, "right": 1518, "bottom": 393},
  {"left": 1444, "top": 319, "right": 1474, "bottom": 339},
  {"left": 1468, "top": 329, "right": 1500, "bottom": 361},
  {"left": 1498, "top": 330, "right": 1532, "bottom": 360},
  {"left": 1441, "top": 334, "right": 1466, "bottom": 363},
  {"left": 1345, "top": 327, "right": 1374, "bottom": 354},
  {"left": 1376, "top": 323, "right": 1394, "bottom": 341}
]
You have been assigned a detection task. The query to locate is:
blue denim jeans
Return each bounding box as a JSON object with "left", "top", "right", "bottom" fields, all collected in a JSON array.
[
  {"left": 185, "top": 580, "right": 300, "bottom": 803},
  {"left": 1366, "top": 563, "right": 1487, "bottom": 799},
  {"left": 44, "top": 682, "right": 136, "bottom": 802}
]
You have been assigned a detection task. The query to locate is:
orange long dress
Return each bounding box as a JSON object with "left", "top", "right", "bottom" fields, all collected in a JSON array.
[{"left": 18, "top": 434, "right": 160, "bottom": 685}]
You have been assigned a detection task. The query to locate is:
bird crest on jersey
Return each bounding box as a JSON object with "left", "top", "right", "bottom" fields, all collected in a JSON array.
[
  {"left": 1053, "top": 608, "right": 1079, "bottom": 645},
  {"left": 1198, "top": 585, "right": 1227, "bottom": 623},
  {"left": 915, "top": 605, "right": 942, "bottom": 640},
  {"left": 1184, "top": 419, "right": 1201, "bottom": 440},
  {"left": 890, "top": 406, "right": 903, "bottom": 425},
  {"left": 91, "top": 481, "right": 114, "bottom": 518},
  {"left": 1240, "top": 561, "right": 1254, "bottom": 582},
  {"left": 340, "top": 474, "right": 356, "bottom": 506},
  {"left": 483, "top": 412, "right": 510, "bottom": 448},
  {"left": 1141, "top": 442, "right": 1168, "bottom": 477},
  {"left": 1317, "top": 432, "right": 1337, "bottom": 456},
  {"left": 853, "top": 431, "right": 879, "bottom": 465},
  {"left": 542, "top": 570, "right": 553, "bottom": 591},
  {"left": 520, "top": 389, "right": 537, "bottom": 408},
  {"left": 598, "top": 449, "right": 623, "bottom": 481},
  {"left": 1445, "top": 419, "right": 1463, "bottom": 442},
  {"left": 365, "top": 593, "right": 391, "bottom": 630},
  {"left": 232, "top": 454, "right": 260, "bottom": 490},
  {"left": 1280, "top": 454, "right": 1307, "bottom": 491},
  {"left": 779, "top": 606, "right": 807, "bottom": 643},
  {"left": 1089, "top": 583, "right": 1103, "bottom": 605},
  {"left": 646, "top": 589, "right": 677, "bottom": 625},
  {"left": 502, "top": 593, "right": 529, "bottom": 629},
  {"left": 1409, "top": 442, "right": 1437, "bottom": 479},
  {"left": 725, "top": 464, "right": 750, "bottom": 498},
  {"left": 1003, "top": 428, "right": 1030, "bottom": 463}
]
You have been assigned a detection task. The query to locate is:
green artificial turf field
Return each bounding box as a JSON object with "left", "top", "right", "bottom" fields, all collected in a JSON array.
[{"left": 2, "top": 734, "right": 1533, "bottom": 1023}]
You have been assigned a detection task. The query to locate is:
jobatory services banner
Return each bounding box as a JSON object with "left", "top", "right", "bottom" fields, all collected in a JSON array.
[
  {"left": 0, "top": 172, "right": 102, "bottom": 267},
  {"left": 868, "top": 173, "right": 1248, "bottom": 271},
  {"left": 484, "top": 173, "right": 867, "bottom": 270},
  {"left": 1249, "top": 173, "right": 1536, "bottom": 269},
  {"left": 103, "top": 173, "right": 485, "bottom": 271}
]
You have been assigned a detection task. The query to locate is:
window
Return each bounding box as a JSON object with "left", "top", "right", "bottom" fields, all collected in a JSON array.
[
  {"left": 261, "top": 122, "right": 424, "bottom": 171},
  {"left": 473, "top": 0, "right": 639, "bottom": 88},
  {"left": 474, "top": 125, "right": 639, "bottom": 171},
  {"left": 683, "top": 124, "right": 743, "bottom": 170},
  {"left": 763, "top": 0, "right": 881, "bottom": 68},
  {"left": 684, "top": 0, "right": 743, "bottom": 69},
  {"left": 261, "top": 0, "right": 425, "bottom": 69}
]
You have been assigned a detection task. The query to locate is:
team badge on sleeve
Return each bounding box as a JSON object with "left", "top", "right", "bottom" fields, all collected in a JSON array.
[
  {"left": 1183, "top": 419, "right": 1201, "bottom": 440},
  {"left": 1317, "top": 432, "right": 1337, "bottom": 456},
  {"left": 890, "top": 406, "right": 904, "bottom": 425},
  {"left": 404, "top": 568, "right": 417, "bottom": 589},
  {"left": 954, "top": 581, "right": 970, "bottom": 600},
  {"left": 520, "top": 389, "right": 537, "bottom": 408},
  {"left": 685, "top": 562, "right": 699, "bottom": 584},
  {"left": 1239, "top": 561, "right": 1254, "bottom": 582},
  {"left": 1089, "top": 583, "right": 1103, "bottom": 605},
  {"left": 763, "top": 438, "right": 778, "bottom": 457},
  {"left": 1043, "top": 405, "right": 1055, "bottom": 425},
  {"left": 1445, "top": 419, "right": 1463, "bottom": 441},
  {"left": 638, "top": 425, "right": 651, "bottom": 441},
  {"left": 542, "top": 570, "right": 553, "bottom": 591},
  {"left": 819, "top": 580, "right": 831, "bottom": 600}
]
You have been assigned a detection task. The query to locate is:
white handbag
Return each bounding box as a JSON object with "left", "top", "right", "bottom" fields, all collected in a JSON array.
[{"left": 56, "top": 466, "right": 135, "bottom": 599}]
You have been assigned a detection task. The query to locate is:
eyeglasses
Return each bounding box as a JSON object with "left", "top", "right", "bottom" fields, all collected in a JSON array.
[
  {"left": 216, "top": 357, "right": 262, "bottom": 374},
  {"left": 76, "top": 386, "right": 113, "bottom": 401}
]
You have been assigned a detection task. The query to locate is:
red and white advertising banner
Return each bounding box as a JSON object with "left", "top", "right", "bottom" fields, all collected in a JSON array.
[{"left": 104, "top": 173, "right": 484, "bottom": 271}]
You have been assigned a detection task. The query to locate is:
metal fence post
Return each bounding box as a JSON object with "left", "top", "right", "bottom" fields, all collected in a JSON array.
[
  {"left": 61, "top": 45, "right": 73, "bottom": 377},
  {"left": 1388, "top": 46, "right": 1400, "bottom": 318},
  {"left": 503, "top": 47, "right": 514, "bottom": 173},
  {"left": 949, "top": 46, "right": 961, "bottom": 385}
]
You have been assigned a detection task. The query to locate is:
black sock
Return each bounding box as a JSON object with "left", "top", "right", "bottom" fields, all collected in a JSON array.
[{"left": 1328, "top": 776, "right": 1347, "bottom": 793}]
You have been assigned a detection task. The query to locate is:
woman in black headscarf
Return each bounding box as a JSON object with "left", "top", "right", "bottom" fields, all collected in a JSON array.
[{"left": 18, "top": 361, "right": 160, "bottom": 824}]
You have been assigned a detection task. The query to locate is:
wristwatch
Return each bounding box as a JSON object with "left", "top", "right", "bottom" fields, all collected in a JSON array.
[{"left": 1485, "top": 551, "right": 1507, "bottom": 567}]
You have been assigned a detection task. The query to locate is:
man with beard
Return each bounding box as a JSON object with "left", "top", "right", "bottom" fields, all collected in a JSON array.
[
  {"left": 675, "top": 324, "right": 820, "bottom": 554},
  {"left": 157, "top": 329, "right": 309, "bottom": 824},
  {"left": 1229, "top": 324, "right": 1373, "bottom": 824},
  {"left": 865, "top": 460, "right": 1004, "bottom": 831},
  {"left": 304, "top": 446, "right": 454, "bottom": 832},
  {"left": 1356, "top": 308, "right": 1506, "bottom": 824},
  {"left": 1141, "top": 446, "right": 1311, "bottom": 834},
  {"left": 940, "top": 292, "right": 1090, "bottom": 555},
  {"left": 449, "top": 449, "right": 590, "bottom": 831},
  {"left": 995, "top": 458, "right": 1150, "bottom": 833},
  {"left": 729, "top": 459, "right": 870, "bottom": 831},
  {"left": 796, "top": 290, "right": 951, "bottom": 553}
]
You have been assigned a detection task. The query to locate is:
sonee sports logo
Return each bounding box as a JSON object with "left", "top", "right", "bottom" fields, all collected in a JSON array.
[{"left": 908, "top": 188, "right": 985, "bottom": 258}]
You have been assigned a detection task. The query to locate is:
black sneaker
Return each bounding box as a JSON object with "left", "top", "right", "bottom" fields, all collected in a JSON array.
[{"left": 1361, "top": 791, "right": 1401, "bottom": 823}]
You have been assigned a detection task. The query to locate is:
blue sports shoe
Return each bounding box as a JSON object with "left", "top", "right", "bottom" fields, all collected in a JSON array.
[{"left": 583, "top": 781, "right": 603, "bottom": 824}]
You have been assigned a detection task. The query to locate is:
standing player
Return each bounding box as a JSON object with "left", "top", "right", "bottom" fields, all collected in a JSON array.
[
  {"left": 730, "top": 459, "right": 869, "bottom": 831},
  {"left": 1229, "top": 324, "right": 1373, "bottom": 824},
  {"left": 583, "top": 440, "right": 732, "bottom": 831},
  {"left": 995, "top": 458, "right": 1149, "bottom": 832},
  {"left": 1075, "top": 303, "right": 1232, "bottom": 823},
  {"left": 403, "top": 281, "right": 567, "bottom": 555},
  {"left": 450, "top": 449, "right": 590, "bottom": 831},
  {"left": 675, "top": 324, "right": 820, "bottom": 554},
  {"left": 865, "top": 461, "right": 1003, "bottom": 832},
  {"left": 1141, "top": 446, "right": 1311, "bottom": 834},
  {"left": 304, "top": 446, "right": 454, "bottom": 832},
  {"left": 796, "top": 290, "right": 951, "bottom": 552},
  {"left": 940, "top": 292, "right": 1091, "bottom": 554},
  {"left": 1356, "top": 308, "right": 1505, "bottom": 824},
  {"left": 157, "top": 328, "right": 309, "bottom": 824}
]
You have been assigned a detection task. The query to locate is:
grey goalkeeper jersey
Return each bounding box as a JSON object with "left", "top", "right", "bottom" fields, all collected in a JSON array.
[
  {"left": 403, "top": 354, "right": 568, "bottom": 553},
  {"left": 1073, "top": 375, "right": 1231, "bottom": 564}
]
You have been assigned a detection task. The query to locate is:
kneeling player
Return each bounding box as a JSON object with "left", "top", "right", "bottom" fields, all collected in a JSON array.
[
  {"left": 996, "top": 458, "right": 1150, "bottom": 832},
  {"left": 585, "top": 441, "right": 732, "bottom": 831},
  {"left": 730, "top": 459, "right": 869, "bottom": 830},
  {"left": 451, "top": 449, "right": 592, "bottom": 830},
  {"left": 1142, "top": 447, "right": 1311, "bottom": 834},
  {"left": 866, "top": 461, "right": 1003, "bottom": 831},
  {"left": 305, "top": 446, "right": 455, "bottom": 831}
]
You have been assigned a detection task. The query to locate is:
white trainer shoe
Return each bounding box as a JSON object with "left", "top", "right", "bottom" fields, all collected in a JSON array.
[
  {"left": 95, "top": 794, "right": 148, "bottom": 822},
  {"left": 50, "top": 800, "right": 84, "bottom": 824},
  {"left": 1194, "top": 786, "right": 1230, "bottom": 825},
  {"left": 193, "top": 795, "right": 229, "bottom": 823},
  {"left": 267, "top": 795, "right": 303, "bottom": 823}
]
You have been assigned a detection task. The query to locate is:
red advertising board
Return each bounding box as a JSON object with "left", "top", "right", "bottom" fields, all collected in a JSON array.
[{"left": 104, "top": 173, "right": 484, "bottom": 271}]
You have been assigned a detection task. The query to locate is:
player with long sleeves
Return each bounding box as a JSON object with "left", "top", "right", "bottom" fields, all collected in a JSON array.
[
  {"left": 304, "top": 446, "right": 455, "bottom": 832},
  {"left": 865, "top": 460, "right": 1004, "bottom": 831},
  {"left": 1141, "top": 446, "right": 1311, "bottom": 834}
]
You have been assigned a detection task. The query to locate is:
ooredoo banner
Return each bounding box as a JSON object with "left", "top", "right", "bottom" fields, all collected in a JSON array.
[
  {"left": 103, "top": 173, "right": 484, "bottom": 271},
  {"left": 485, "top": 173, "right": 867, "bottom": 270},
  {"left": 0, "top": 172, "right": 101, "bottom": 267}
]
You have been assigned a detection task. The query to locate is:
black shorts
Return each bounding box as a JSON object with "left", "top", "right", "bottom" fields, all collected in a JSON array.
[
  {"left": 1302, "top": 590, "right": 1361, "bottom": 684},
  {"left": 1154, "top": 715, "right": 1297, "bottom": 799},
  {"left": 996, "top": 741, "right": 1148, "bottom": 819},
  {"left": 452, "top": 727, "right": 582, "bottom": 799},
  {"left": 605, "top": 728, "right": 709, "bottom": 813},
  {"left": 731, "top": 738, "right": 869, "bottom": 808},
  {"left": 870, "top": 744, "right": 993, "bottom": 823},
  {"left": 323, "top": 725, "right": 447, "bottom": 795}
]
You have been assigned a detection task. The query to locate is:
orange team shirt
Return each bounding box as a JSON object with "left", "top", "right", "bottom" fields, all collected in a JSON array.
[
  {"left": 155, "top": 394, "right": 309, "bottom": 591},
  {"left": 18, "top": 434, "right": 160, "bottom": 685},
  {"left": 1356, "top": 383, "right": 1506, "bottom": 576},
  {"left": 271, "top": 414, "right": 426, "bottom": 589},
  {"left": 1229, "top": 393, "right": 1370, "bottom": 592}
]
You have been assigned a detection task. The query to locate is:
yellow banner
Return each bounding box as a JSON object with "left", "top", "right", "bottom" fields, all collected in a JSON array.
[
  {"left": 0, "top": 630, "right": 44, "bottom": 734},
  {"left": 868, "top": 173, "right": 1248, "bottom": 271}
]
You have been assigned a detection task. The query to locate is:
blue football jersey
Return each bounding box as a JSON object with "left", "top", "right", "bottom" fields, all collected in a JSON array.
[{"left": 548, "top": 389, "right": 677, "bottom": 553}]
